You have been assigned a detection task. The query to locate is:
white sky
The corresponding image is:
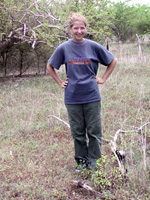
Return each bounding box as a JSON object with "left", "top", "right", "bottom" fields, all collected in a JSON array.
[{"left": 112, "top": 0, "right": 150, "bottom": 5}]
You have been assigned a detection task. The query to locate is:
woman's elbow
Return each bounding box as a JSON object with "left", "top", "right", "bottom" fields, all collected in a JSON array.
[
  {"left": 114, "top": 58, "right": 117, "bottom": 64},
  {"left": 47, "top": 62, "right": 51, "bottom": 70}
]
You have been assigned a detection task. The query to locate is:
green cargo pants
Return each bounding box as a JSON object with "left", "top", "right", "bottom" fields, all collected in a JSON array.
[{"left": 66, "top": 101, "right": 102, "bottom": 168}]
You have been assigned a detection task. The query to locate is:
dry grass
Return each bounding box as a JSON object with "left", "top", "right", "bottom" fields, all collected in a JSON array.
[{"left": 0, "top": 42, "right": 150, "bottom": 199}]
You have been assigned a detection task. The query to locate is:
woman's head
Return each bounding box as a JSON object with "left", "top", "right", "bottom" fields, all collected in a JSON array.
[
  {"left": 68, "top": 12, "right": 87, "bottom": 43},
  {"left": 68, "top": 12, "right": 87, "bottom": 28}
]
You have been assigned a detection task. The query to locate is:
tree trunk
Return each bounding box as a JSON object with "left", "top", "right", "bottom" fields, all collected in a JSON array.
[
  {"left": 44, "top": 59, "right": 47, "bottom": 75},
  {"left": 2, "top": 52, "right": 8, "bottom": 77},
  {"left": 20, "top": 50, "right": 23, "bottom": 76},
  {"left": 11, "top": 59, "right": 15, "bottom": 81}
]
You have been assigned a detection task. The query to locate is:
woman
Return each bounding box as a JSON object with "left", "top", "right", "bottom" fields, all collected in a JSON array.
[{"left": 47, "top": 12, "right": 117, "bottom": 172}]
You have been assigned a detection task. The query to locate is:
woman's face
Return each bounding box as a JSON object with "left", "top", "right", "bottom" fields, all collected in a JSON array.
[{"left": 70, "top": 21, "right": 86, "bottom": 43}]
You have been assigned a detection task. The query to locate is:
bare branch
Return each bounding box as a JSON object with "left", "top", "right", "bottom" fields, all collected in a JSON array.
[
  {"left": 110, "top": 142, "right": 126, "bottom": 176},
  {"left": 31, "top": 30, "right": 36, "bottom": 49},
  {"left": 110, "top": 120, "right": 150, "bottom": 175},
  {"left": 72, "top": 181, "right": 114, "bottom": 198},
  {"left": 48, "top": 115, "right": 70, "bottom": 128},
  {"left": 23, "top": 24, "right": 27, "bottom": 36},
  {"left": 33, "top": 1, "right": 60, "bottom": 22},
  {"left": 8, "top": 27, "right": 23, "bottom": 38},
  {"left": 19, "top": 3, "right": 34, "bottom": 23},
  {"left": 73, "top": 180, "right": 103, "bottom": 197},
  {"left": 34, "top": 0, "right": 39, "bottom": 12}
]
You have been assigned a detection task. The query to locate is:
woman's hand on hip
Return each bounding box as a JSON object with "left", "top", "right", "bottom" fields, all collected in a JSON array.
[
  {"left": 93, "top": 76, "right": 105, "bottom": 84},
  {"left": 60, "top": 78, "right": 68, "bottom": 88}
]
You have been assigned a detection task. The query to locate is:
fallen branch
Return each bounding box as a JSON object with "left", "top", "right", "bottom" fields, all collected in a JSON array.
[
  {"left": 110, "top": 121, "right": 150, "bottom": 174},
  {"left": 109, "top": 129, "right": 127, "bottom": 175},
  {"left": 48, "top": 115, "right": 70, "bottom": 128},
  {"left": 135, "top": 121, "right": 150, "bottom": 134},
  {"left": 73, "top": 181, "right": 103, "bottom": 198},
  {"left": 110, "top": 143, "right": 126, "bottom": 176},
  {"left": 73, "top": 181, "right": 115, "bottom": 198}
]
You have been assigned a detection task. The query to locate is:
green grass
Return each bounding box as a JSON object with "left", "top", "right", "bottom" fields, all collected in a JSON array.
[{"left": 0, "top": 42, "right": 150, "bottom": 199}]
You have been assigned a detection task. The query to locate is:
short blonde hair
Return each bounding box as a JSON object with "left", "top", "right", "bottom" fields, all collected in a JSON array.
[{"left": 68, "top": 12, "right": 87, "bottom": 28}]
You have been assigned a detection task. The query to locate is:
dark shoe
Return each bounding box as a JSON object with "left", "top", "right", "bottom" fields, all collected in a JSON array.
[
  {"left": 82, "top": 159, "right": 88, "bottom": 169},
  {"left": 75, "top": 159, "right": 89, "bottom": 173},
  {"left": 75, "top": 163, "right": 83, "bottom": 173}
]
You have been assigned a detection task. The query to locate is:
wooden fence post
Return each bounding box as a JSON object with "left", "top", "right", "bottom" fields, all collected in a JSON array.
[
  {"left": 105, "top": 36, "right": 109, "bottom": 51},
  {"left": 136, "top": 34, "right": 142, "bottom": 60}
]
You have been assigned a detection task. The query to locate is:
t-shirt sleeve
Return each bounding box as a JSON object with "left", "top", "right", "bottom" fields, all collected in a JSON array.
[
  {"left": 95, "top": 43, "right": 115, "bottom": 66},
  {"left": 48, "top": 46, "right": 64, "bottom": 70}
]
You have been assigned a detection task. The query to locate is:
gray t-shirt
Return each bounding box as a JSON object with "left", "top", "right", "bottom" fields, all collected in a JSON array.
[{"left": 48, "top": 39, "right": 114, "bottom": 104}]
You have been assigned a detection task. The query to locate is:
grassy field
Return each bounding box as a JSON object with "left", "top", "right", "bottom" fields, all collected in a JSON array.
[{"left": 0, "top": 42, "right": 150, "bottom": 199}]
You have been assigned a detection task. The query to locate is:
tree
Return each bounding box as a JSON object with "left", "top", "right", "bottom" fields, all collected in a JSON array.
[
  {"left": 0, "top": 0, "right": 70, "bottom": 76},
  {"left": 0, "top": 0, "right": 114, "bottom": 77},
  {"left": 0, "top": 0, "right": 70, "bottom": 55},
  {"left": 80, "top": 0, "right": 114, "bottom": 42},
  {"left": 110, "top": 1, "right": 150, "bottom": 42},
  {"left": 133, "top": 4, "right": 150, "bottom": 36},
  {"left": 0, "top": 0, "right": 114, "bottom": 55},
  {"left": 110, "top": 0, "right": 136, "bottom": 41}
]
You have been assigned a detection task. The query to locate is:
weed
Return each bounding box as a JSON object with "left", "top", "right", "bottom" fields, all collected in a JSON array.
[{"left": 91, "top": 155, "right": 123, "bottom": 193}]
